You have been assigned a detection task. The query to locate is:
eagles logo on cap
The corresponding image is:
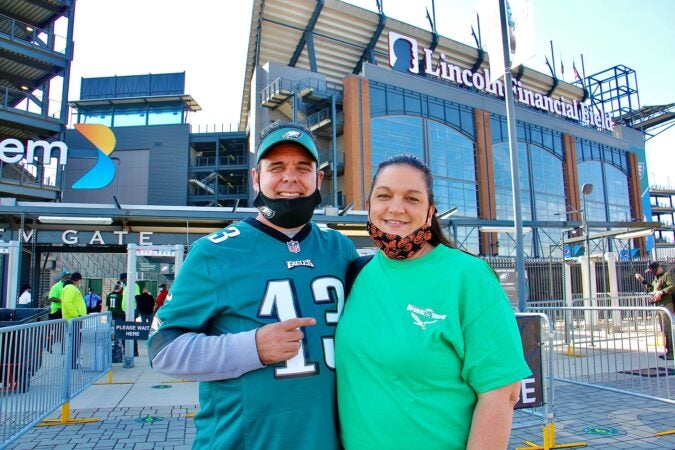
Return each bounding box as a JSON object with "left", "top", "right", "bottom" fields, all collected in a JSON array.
[
  {"left": 282, "top": 130, "right": 303, "bottom": 139},
  {"left": 256, "top": 125, "right": 320, "bottom": 163}
]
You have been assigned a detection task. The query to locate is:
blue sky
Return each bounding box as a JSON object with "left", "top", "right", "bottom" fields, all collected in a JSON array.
[{"left": 69, "top": 0, "right": 674, "bottom": 185}]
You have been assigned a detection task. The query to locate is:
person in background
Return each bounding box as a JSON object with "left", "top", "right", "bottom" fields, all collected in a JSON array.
[
  {"left": 62, "top": 272, "right": 86, "bottom": 320},
  {"left": 138, "top": 287, "right": 155, "bottom": 324},
  {"left": 106, "top": 283, "right": 125, "bottom": 321},
  {"left": 84, "top": 288, "right": 102, "bottom": 314},
  {"left": 48, "top": 271, "right": 70, "bottom": 319},
  {"left": 154, "top": 283, "right": 168, "bottom": 312},
  {"left": 635, "top": 261, "right": 674, "bottom": 360},
  {"left": 107, "top": 283, "right": 126, "bottom": 363},
  {"left": 119, "top": 273, "right": 141, "bottom": 357},
  {"left": 147, "top": 122, "right": 358, "bottom": 449},
  {"left": 120, "top": 272, "right": 141, "bottom": 318},
  {"left": 336, "top": 154, "right": 531, "bottom": 450},
  {"left": 61, "top": 272, "right": 87, "bottom": 369},
  {"left": 17, "top": 283, "right": 31, "bottom": 308}
]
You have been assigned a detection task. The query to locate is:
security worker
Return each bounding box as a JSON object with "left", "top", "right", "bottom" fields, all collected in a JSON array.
[{"left": 48, "top": 271, "right": 70, "bottom": 319}]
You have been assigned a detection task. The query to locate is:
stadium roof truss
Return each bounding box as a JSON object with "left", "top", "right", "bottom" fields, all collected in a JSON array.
[{"left": 240, "top": 0, "right": 585, "bottom": 131}]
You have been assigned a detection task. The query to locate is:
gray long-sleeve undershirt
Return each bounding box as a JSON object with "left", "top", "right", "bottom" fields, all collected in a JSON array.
[{"left": 151, "top": 329, "right": 264, "bottom": 381}]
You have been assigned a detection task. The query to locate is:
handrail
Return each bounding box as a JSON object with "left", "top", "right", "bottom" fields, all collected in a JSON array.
[{"left": 0, "top": 13, "right": 67, "bottom": 55}]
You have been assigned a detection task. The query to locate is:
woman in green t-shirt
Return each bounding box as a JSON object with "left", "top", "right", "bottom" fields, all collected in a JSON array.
[{"left": 336, "top": 154, "right": 532, "bottom": 450}]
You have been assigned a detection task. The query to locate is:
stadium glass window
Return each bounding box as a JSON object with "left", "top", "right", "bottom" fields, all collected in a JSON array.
[
  {"left": 605, "top": 164, "right": 631, "bottom": 221},
  {"left": 370, "top": 116, "right": 424, "bottom": 176},
  {"left": 80, "top": 109, "right": 112, "bottom": 126},
  {"left": 577, "top": 160, "right": 606, "bottom": 222},
  {"left": 149, "top": 106, "right": 182, "bottom": 125},
  {"left": 492, "top": 141, "right": 533, "bottom": 257},
  {"left": 530, "top": 144, "right": 565, "bottom": 221},
  {"left": 113, "top": 106, "right": 147, "bottom": 127},
  {"left": 370, "top": 84, "right": 387, "bottom": 116},
  {"left": 386, "top": 87, "right": 405, "bottom": 115}
]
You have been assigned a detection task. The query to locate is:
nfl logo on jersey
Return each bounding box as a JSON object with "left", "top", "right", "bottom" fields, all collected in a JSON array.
[{"left": 287, "top": 240, "right": 300, "bottom": 253}]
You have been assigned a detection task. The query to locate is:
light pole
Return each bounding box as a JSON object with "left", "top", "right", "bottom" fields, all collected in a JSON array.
[
  {"left": 581, "top": 183, "right": 594, "bottom": 294},
  {"left": 581, "top": 183, "right": 595, "bottom": 343}
]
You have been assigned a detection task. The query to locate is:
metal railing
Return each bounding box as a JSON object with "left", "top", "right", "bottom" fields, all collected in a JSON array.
[
  {"left": 0, "top": 86, "right": 64, "bottom": 121},
  {"left": 526, "top": 304, "right": 674, "bottom": 403},
  {"left": 305, "top": 107, "right": 336, "bottom": 130},
  {"left": 0, "top": 13, "right": 67, "bottom": 55},
  {"left": 527, "top": 293, "right": 654, "bottom": 310},
  {"left": 260, "top": 76, "right": 344, "bottom": 108},
  {"left": 260, "top": 77, "right": 295, "bottom": 106},
  {"left": 0, "top": 313, "right": 112, "bottom": 448},
  {"left": 483, "top": 256, "right": 665, "bottom": 303},
  {"left": 0, "top": 161, "right": 61, "bottom": 191},
  {"left": 193, "top": 154, "right": 247, "bottom": 166}
]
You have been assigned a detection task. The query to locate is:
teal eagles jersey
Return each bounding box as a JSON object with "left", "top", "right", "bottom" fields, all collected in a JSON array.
[{"left": 149, "top": 218, "right": 357, "bottom": 450}]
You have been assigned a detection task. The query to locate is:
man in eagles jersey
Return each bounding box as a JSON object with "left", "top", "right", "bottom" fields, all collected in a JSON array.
[{"left": 148, "top": 122, "right": 358, "bottom": 449}]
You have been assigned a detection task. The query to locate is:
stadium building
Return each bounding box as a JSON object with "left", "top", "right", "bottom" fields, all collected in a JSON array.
[{"left": 1, "top": 0, "right": 673, "bottom": 305}]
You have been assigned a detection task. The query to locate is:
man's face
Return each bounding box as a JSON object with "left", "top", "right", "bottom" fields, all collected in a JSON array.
[{"left": 252, "top": 142, "right": 323, "bottom": 199}]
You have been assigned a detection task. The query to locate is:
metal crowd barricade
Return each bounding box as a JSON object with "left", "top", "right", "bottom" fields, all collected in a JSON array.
[
  {"left": 0, "top": 313, "right": 112, "bottom": 448},
  {"left": 1, "top": 318, "right": 67, "bottom": 448},
  {"left": 511, "top": 313, "right": 554, "bottom": 431},
  {"left": 527, "top": 303, "right": 674, "bottom": 403},
  {"left": 68, "top": 313, "right": 114, "bottom": 398}
]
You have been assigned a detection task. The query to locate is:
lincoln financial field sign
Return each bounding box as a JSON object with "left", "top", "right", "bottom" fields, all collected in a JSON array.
[{"left": 388, "top": 31, "right": 614, "bottom": 132}]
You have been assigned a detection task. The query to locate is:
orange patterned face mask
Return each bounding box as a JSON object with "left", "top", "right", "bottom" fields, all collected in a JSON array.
[{"left": 366, "top": 220, "right": 433, "bottom": 260}]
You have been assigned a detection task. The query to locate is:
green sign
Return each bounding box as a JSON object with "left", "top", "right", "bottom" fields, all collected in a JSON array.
[{"left": 138, "top": 262, "right": 161, "bottom": 272}]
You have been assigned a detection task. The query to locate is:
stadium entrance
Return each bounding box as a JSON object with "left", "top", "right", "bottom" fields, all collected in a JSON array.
[{"left": 0, "top": 202, "right": 372, "bottom": 307}]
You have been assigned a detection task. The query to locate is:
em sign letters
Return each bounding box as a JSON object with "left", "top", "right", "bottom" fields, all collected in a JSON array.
[{"left": 0, "top": 124, "right": 117, "bottom": 190}]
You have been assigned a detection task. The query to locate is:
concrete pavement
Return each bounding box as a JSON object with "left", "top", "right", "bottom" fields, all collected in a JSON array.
[
  {"left": 7, "top": 342, "right": 198, "bottom": 450},
  {"left": 6, "top": 342, "right": 675, "bottom": 449},
  {"left": 509, "top": 382, "right": 675, "bottom": 449}
]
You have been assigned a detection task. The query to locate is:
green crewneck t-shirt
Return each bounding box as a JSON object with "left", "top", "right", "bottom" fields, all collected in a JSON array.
[{"left": 336, "top": 246, "right": 531, "bottom": 450}]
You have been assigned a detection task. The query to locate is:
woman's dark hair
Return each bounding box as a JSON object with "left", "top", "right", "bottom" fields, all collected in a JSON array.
[
  {"left": 20, "top": 283, "right": 31, "bottom": 294},
  {"left": 369, "top": 154, "right": 455, "bottom": 249}
]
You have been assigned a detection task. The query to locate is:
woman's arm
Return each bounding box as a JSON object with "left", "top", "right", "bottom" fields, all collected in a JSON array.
[{"left": 466, "top": 380, "right": 522, "bottom": 450}]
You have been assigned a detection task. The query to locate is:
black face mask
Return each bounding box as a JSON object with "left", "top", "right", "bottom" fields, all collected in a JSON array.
[{"left": 254, "top": 189, "right": 322, "bottom": 229}]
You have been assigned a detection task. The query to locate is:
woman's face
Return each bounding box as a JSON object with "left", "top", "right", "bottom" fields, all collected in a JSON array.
[{"left": 368, "top": 163, "right": 433, "bottom": 237}]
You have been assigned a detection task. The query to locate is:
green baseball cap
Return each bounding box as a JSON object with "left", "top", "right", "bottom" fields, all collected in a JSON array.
[{"left": 257, "top": 126, "right": 319, "bottom": 163}]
